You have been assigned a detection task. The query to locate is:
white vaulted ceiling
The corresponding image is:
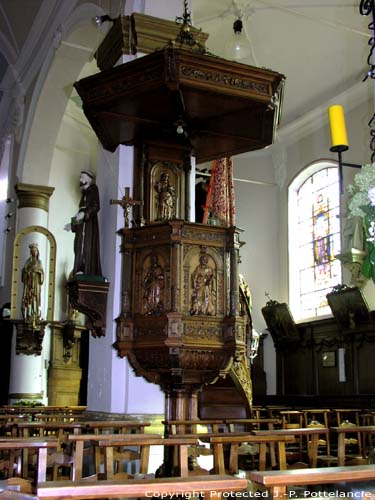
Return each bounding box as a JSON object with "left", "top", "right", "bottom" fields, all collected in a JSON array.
[
  {"left": 0, "top": 1, "right": 372, "bottom": 134},
  {"left": 192, "top": 1, "right": 371, "bottom": 126}
]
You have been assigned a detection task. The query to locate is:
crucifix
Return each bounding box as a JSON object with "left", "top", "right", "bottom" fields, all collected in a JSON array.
[{"left": 110, "top": 187, "right": 143, "bottom": 228}]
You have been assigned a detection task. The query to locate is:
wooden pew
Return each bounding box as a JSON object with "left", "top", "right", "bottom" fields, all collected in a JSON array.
[
  {"left": 252, "top": 427, "right": 329, "bottom": 468},
  {"left": 249, "top": 464, "right": 375, "bottom": 500},
  {"left": 37, "top": 474, "right": 248, "bottom": 499},
  {"left": 0, "top": 437, "right": 58, "bottom": 483},
  {"left": 67, "top": 433, "right": 162, "bottom": 480},
  {"left": 210, "top": 434, "right": 295, "bottom": 474},
  {"left": 83, "top": 421, "right": 151, "bottom": 475},
  {"left": 0, "top": 407, "right": 86, "bottom": 424},
  {"left": 86, "top": 420, "right": 150, "bottom": 434},
  {"left": 97, "top": 435, "right": 200, "bottom": 479},
  {"left": 224, "top": 418, "right": 281, "bottom": 432},
  {"left": 331, "top": 425, "right": 375, "bottom": 465},
  {"left": 162, "top": 419, "right": 225, "bottom": 435},
  {"left": 15, "top": 422, "right": 87, "bottom": 480}
]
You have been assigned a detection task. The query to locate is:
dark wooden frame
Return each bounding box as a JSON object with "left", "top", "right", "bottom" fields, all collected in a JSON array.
[{"left": 326, "top": 286, "right": 372, "bottom": 330}]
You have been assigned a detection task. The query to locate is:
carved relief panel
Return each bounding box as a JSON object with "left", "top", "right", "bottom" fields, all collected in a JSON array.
[
  {"left": 183, "top": 247, "right": 226, "bottom": 317},
  {"left": 139, "top": 250, "right": 169, "bottom": 316},
  {"left": 115, "top": 221, "right": 243, "bottom": 393}
]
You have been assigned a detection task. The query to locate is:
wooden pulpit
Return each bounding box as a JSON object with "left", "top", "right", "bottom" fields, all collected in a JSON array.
[{"left": 74, "top": 10, "right": 284, "bottom": 420}]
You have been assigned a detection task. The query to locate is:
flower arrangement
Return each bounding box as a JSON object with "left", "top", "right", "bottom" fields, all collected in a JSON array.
[{"left": 347, "top": 162, "right": 375, "bottom": 282}]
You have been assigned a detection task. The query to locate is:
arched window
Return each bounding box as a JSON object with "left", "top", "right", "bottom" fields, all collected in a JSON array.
[{"left": 289, "top": 161, "right": 341, "bottom": 321}]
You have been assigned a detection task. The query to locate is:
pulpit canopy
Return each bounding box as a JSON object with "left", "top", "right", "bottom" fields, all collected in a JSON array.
[{"left": 74, "top": 47, "right": 285, "bottom": 163}]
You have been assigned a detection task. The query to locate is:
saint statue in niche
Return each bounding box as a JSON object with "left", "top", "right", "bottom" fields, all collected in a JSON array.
[
  {"left": 143, "top": 254, "right": 165, "bottom": 315},
  {"left": 190, "top": 253, "right": 216, "bottom": 316},
  {"left": 21, "top": 243, "right": 44, "bottom": 323},
  {"left": 154, "top": 172, "right": 176, "bottom": 221}
]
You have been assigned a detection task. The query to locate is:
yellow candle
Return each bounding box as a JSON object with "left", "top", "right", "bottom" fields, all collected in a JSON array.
[{"left": 328, "top": 105, "right": 348, "bottom": 149}]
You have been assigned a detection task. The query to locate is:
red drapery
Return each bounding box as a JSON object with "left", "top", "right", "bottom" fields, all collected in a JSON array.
[{"left": 203, "top": 157, "right": 236, "bottom": 227}]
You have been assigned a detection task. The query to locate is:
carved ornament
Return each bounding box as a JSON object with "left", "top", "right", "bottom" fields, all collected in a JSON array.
[
  {"left": 180, "top": 65, "right": 270, "bottom": 96},
  {"left": 13, "top": 320, "right": 46, "bottom": 355},
  {"left": 66, "top": 277, "right": 109, "bottom": 338},
  {"left": 231, "top": 355, "right": 253, "bottom": 413}
]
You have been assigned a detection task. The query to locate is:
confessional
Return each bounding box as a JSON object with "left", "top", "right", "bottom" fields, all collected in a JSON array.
[{"left": 74, "top": 9, "right": 284, "bottom": 421}]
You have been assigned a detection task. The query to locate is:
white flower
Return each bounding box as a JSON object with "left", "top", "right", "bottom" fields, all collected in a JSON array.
[
  {"left": 367, "top": 221, "right": 375, "bottom": 242},
  {"left": 347, "top": 163, "right": 375, "bottom": 217}
]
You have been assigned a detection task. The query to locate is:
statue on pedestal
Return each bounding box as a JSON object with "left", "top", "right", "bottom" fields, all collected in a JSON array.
[
  {"left": 21, "top": 243, "right": 44, "bottom": 323},
  {"left": 64, "top": 170, "right": 102, "bottom": 276}
]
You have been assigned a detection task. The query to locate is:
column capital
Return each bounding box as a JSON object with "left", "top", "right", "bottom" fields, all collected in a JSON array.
[{"left": 15, "top": 183, "right": 55, "bottom": 212}]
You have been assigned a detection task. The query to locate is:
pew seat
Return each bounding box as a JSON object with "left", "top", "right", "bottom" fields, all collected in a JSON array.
[{"left": 37, "top": 474, "right": 248, "bottom": 499}]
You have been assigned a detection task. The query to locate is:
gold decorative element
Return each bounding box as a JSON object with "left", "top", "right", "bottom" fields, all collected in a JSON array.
[
  {"left": 110, "top": 186, "right": 143, "bottom": 228},
  {"left": 11, "top": 226, "right": 56, "bottom": 323},
  {"left": 95, "top": 13, "right": 209, "bottom": 71},
  {"left": 8, "top": 393, "right": 42, "bottom": 401},
  {"left": 231, "top": 355, "right": 253, "bottom": 413},
  {"left": 15, "top": 183, "right": 54, "bottom": 212}
]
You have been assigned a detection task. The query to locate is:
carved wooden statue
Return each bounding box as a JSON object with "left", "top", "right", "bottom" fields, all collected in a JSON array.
[
  {"left": 21, "top": 243, "right": 44, "bottom": 323},
  {"left": 190, "top": 252, "right": 216, "bottom": 316}
]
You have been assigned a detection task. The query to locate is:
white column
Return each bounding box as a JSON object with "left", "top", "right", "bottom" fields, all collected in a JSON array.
[
  {"left": 8, "top": 184, "right": 54, "bottom": 405},
  {"left": 87, "top": 0, "right": 191, "bottom": 415}
]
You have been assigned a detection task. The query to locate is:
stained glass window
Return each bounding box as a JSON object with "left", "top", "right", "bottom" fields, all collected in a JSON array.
[{"left": 289, "top": 163, "right": 341, "bottom": 320}]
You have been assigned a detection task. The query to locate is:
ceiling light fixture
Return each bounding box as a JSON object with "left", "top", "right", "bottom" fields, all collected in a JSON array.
[
  {"left": 225, "top": 18, "right": 252, "bottom": 60},
  {"left": 176, "top": 121, "right": 184, "bottom": 135}
]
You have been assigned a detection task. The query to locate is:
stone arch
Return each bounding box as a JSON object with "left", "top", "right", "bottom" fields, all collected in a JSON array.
[{"left": 18, "top": 2, "right": 108, "bottom": 185}]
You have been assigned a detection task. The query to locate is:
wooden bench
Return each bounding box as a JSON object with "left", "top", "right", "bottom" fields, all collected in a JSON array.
[
  {"left": 331, "top": 425, "right": 375, "bottom": 465},
  {"left": 85, "top": 420, "right": 150, "bottom": 433},
  {"left": 249, "top": 464, "right": 375, "bottom": 499},
  {"left": 252, "top": 427, "right": 329, "bottom": 467},
  {"left": 162, "top": 419, "right": 225, "bottom": 435},
  {"left": 97, "top": 435, "right": 200, "bottom": 478},
  {"left": 67, "top": 433, "right": 162, "bottom": 480},
  {"left": 37, "top": 474, "right": 248, "bottom": 499},
  {"left": 210, "top": 434, "right": 295, "bottom": 473},
  {"left": 84, "top": 421, "right": 151, "bottom": 474},
  {"left": 0, "top": 437, "right": 59, "bottom": 483},
  {"left": 224, "top": 418, "right": 281, "bottom": 432}
]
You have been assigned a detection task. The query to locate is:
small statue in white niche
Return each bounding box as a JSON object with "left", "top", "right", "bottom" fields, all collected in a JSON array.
[{"left": 21, "top": 243, "right": 44, "bottom": 323}]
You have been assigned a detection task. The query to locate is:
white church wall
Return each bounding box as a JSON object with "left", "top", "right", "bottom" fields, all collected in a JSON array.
[
  {"left": 232, "top": 90, "right": 374, "bottom": 395},
  {"left": 49, "top": 103, "right": 97, "bottom": 321},
  {"left": 233, "top": 150, "right": 279, "bottom": 394}
]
